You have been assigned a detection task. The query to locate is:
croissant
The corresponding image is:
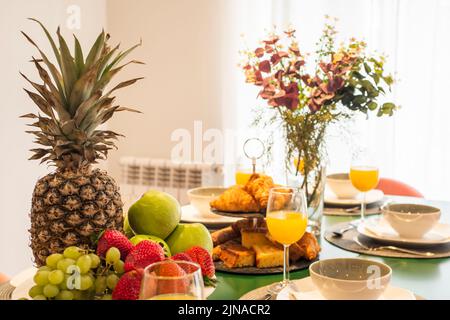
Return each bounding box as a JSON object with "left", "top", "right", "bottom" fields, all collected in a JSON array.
[
  {"left": 295, "top": 232, "right": 321, "bottom": 261},
  {"left": 210, "top": 186, "right": 260, "bottom": 212},
  {"left": 244, "top": 174, "right": 275, "bottom": 209},
  {"left": 265, "top": 231, "right": 321, "bottom": 261}
]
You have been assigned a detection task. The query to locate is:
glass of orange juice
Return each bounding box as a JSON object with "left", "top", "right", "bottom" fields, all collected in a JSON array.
[
  {"left": 235, "top": 170, "right": 254, "bottom": 185},
  {"left": 349, "top": 165, "right": 379, "bottom": 222},
  {"left": 139, "top": 260, "right": 204, "bottom": 300},
  {"left": 235, "top": 162, "right": 262, "bottom": 185},
  {"left": 266, "top": 187, "right": 308, "bottom": 293}
]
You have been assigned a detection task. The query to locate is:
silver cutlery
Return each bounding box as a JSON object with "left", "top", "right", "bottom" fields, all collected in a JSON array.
[
  {"left": 353, "top": 236, "right": 435, "bottom": 257},
  {"left": 251, "top": 288, "right": 276, "bottom": 300},
  {"left": 325, "top": 206, "right": 359, "bottom": 213},
  {"left": 333, "top": 221, "right": 359, "bottom": 237}
]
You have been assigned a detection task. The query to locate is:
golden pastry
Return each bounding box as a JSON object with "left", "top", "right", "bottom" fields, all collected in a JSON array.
[
  {"left": 210, "top": 186, "right": 260, "bottom": 212},
  {"left": 252, "top": 244, "right": 284, "bottom": 268},
  {"left": 219, "top": 242, "right": 256, "bottom": 268},
  {"left": 244, "top": 174, "right": 275, "bottom": 209},
  {"left": 211, "top": 226, "right": 240, "bottom": 246}
]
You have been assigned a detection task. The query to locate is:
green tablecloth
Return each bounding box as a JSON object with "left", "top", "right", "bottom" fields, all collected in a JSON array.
[{"left": 208, "top": 196, "right": 450, "bottom": 300}]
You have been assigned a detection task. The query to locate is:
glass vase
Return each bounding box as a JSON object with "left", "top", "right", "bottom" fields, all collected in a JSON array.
[{"left": 287, "top": 165, "right": 325, "bottom": 237}]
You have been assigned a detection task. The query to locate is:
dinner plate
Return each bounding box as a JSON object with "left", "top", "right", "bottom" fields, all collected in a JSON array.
[
  {"left": 276, "top": 277, "right": 416, "bottom": 300},
  {"left": 210, "top": 208, "right": 265, "bottom": 219},
  {"left": 11, "top": 269, "right": 216, "bottom": 300},
  {"left": 357, "top": 217, "right": 450, "bottom": 246},
  {"left": 325, "top": 189, "right": 384, "bottom": 207},
  {"left": 181, "top": 205, "right": 240, "bottom": 227}
]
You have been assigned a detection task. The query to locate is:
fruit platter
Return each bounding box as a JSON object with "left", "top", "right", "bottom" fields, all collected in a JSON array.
[{"left": 13, "top": 189, "right": 217, "bottom": 300}]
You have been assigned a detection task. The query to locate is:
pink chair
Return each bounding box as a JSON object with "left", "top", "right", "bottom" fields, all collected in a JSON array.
[
  {"left": 376, "top": 178, "right": 424, "bottom": 198},
  {"left": 0, "top": 273, "right": 9, "bottom": 284}
]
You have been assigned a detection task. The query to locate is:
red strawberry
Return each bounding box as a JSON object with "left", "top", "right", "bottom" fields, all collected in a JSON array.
[
  {"left": 157, "top": 261, "right": 187, "bottom": 277},
  {"left": 124, "top": 240, "right": 165, "bottom": 272},
  {"left": 171, "top": 253, "right": 193, "bottom": 262},
  {"left": 171, "top": 253, "right": 196, "bottom": 273},
  {"left": 112, "top": 270, "right": 142, "bottom": 300},
  {"left": 185, "top": 246, "right": 215, "bottom": 278},
  {"left": 97, "top": 229, "right": 133, "bottom": 260},
  {"left": 156, "top": 261, "right": 188, "bottom": 295}
]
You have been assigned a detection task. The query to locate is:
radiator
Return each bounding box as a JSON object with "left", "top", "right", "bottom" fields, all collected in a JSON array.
[{"left": 119, "top": 157, "right": 224, "bottom": 208}]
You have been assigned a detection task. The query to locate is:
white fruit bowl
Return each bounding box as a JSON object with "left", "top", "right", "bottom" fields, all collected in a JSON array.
[
  {"left": 382, "top": 203, "right": 441, "bottom": 238},
  {"left": 187, "top": 187, "right": 227, "bottom": 218},
  {"left": 326, "top": 173, "right": 359, "bottom": 199}
]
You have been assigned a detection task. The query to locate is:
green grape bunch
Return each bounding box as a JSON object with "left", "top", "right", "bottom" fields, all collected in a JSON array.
[{"left": 27, "top": 246, "right": 125, "bottom": 300}]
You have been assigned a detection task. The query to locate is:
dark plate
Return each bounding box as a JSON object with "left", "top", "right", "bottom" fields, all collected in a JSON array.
[
  {"left": 214, "top": 257, "right": 318, "bottom": 275},
  {"left": 210, "top": 208, "right": 266, "bottom": 219}
]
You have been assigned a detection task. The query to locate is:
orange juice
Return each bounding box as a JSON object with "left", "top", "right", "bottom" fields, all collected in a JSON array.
[
  {"left": 235, "top": 171, "right": 253, "bottom": 185},
  {"left": 148, "top": 294, "right": 199, "bottom": 300},
  {"left": 349, "top": 166, "right": 379, "bottom": 192},
  {"left": 266, "top": 211, "right": 308, "bottom": 245}
]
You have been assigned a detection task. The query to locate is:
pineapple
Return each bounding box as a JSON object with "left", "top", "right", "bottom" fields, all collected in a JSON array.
[{"left": 21, "top": 19, "right": 143, "bottom": 266}]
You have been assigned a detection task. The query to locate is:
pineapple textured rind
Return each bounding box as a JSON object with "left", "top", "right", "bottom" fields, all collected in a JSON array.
[{"left": 30, "top": 169, "right": 123, "bottom": 266}]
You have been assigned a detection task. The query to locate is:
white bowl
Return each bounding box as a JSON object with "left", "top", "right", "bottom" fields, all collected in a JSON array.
[
  {"left": 326, "top": 173, "right": 359, "bottom": 199},
  {"left": 309, "top": 258, "right": 392, "bottom": 300},
  {"left": 382, "top": 203, "right": 441, "bottom": 239},
  {"left": 187, "top": 187, "right": 227, "bottom": 218}
]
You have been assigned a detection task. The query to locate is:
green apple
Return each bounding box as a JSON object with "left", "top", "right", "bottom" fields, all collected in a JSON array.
[
  {"left": 129, "top": 234, "right": 151, "bottom": 246},
  {"left": 128, "top": 190, "right": 181, "bottom": 239},
  {"left": 165, "top": 223, "right": 213, "bottom": 255},
  {"left": 129, "top": 235, "right": 171, "bottom": 257},
  {"left": 123, "top": 214, "right": 135, "bottom": 238}
]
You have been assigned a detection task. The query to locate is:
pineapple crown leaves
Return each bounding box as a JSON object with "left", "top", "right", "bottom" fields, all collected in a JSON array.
[{"left": 20, "top": 18, "right": 144, "bottom": 170}]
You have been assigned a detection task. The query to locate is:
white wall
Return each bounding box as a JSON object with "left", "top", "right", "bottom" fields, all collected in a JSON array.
[
  {"left": 106, "top": 0, "right": 226, "bottom": 179},
  {"left": 0, "top": 0, "right": 106, "bottom": 276}
]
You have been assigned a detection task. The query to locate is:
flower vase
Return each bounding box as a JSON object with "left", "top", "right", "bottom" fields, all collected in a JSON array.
[{"left": 287, "top": 166, "right": 326, "bottom": 237}]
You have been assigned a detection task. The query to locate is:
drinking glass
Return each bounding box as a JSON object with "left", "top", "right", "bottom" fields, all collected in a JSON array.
[
  {"left": 266, "top": 187, "right": 308, "bottom": 293},
  {"left": 235, "top": 164, "right": 254, "bottom": 185},
  {"left": 235, "top": 163, "right": 264, "bottom": 185},
  {"left": 139, "top": 260, "right": 205, "bottom": 300},
  {"left": 349, "top": 164, "right": 379, "bottom": 223}
]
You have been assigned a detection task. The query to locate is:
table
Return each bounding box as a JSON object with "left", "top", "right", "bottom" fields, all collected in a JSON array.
[{"left": 208, "top": 196, "right": 450, "bottom": 300}]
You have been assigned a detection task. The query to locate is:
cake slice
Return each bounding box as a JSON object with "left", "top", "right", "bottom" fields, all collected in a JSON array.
[
  {"left": 241, "top": 228, "right": 272, "bottom": 249},
  {"left": 212, "top": 239, "right": 240, "bottom": 261},
  {"left": 252, "top": 244, "right": 284, "bottom": 268},
  {"left": 212, "top": 245, "right": 223, "bottom": 261},
  {"left": 219, "top": 242, "right": 255, "bottom": 268}
]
